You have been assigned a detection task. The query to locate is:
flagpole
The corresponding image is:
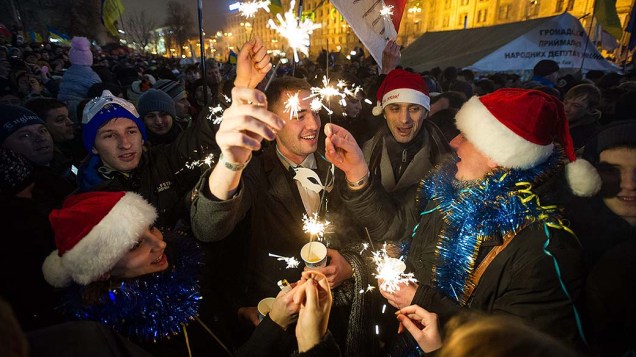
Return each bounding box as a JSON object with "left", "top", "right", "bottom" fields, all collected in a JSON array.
[
  {"left": 580, "top": 0, "right": 598, "bottom": 72},
  {"left": 292, "top": 0, "right": 304, "bottom": 76},
  {"left": 197, "top": 0, "right": 208, "bottom": 107},
  {"left": 619, "top": 0, "right": 636, "bottom": 70}
]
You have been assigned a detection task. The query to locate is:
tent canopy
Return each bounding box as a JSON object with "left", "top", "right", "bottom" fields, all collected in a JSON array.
[{"left": 401, "top": 13, "right": 618, "bottom": 73}]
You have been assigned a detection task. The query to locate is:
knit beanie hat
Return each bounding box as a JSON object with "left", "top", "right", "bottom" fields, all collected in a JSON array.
[
  {"left": 583, "top": 120, "right": 636, "bottom": 163},
  {"left": 69, "top": 37, "right": 93, "bottom": 66},
  {"left": 81, "top": 90, "right": 146, "bottom": 151},
  {"left": 455, "top": 88, "right": 601, "bottom": 197},
  {"left": 0, "top": 148, "right": 34, "bottom": 196},
  {"left": 372, "top": 69, "right": 430, "bottom": 116},
  {"left": 0, "top": 105, "right": 45, "bottom": 144},
  {"left": 42, "top": 191, "right": 157, "bottom": 287},
  {"left": 533, "top": 60, "right": 560, "bottom": 77},
  {"left": 137, "top": 89, "right": 177, "bottom": 119},
  {"left": 153, "top": 79, "right": 187, "bottom": 102}
]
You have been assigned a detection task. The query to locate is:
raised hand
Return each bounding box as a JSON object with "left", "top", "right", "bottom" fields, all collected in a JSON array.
[
  {"left": 234, "top": 36, "right": 273, "bottom": 88},
  {"left": 294, "top": 271, "right": 332, "bottom": 352},
  {"left": 324, "top": 123, "right": 369, "bottom": 183},
  {"left": 381, "top": 39, "right": 401, "bottom": 75},
  {"left": 378, "top": 280, "right": 418, "bottom": 309},
  {"left": 307, "top": 248, "right": 353, "bottom": 288}
]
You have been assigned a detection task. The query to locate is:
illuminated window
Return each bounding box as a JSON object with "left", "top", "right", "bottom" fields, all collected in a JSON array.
[
  {"left": 477, "top": 9, "right": 488, "bottom": 23},
  {"left": 460, "top": 0, "right": 470, "bottom": 5},
  {"left": 566, "top": 0, "right": 575, "bottom": 11},
  {"left": 458, "top": 13, "right": 468, "bottom": 25},
  {"left": 498, "top": 4, "right": 511, "bottom": 19}
]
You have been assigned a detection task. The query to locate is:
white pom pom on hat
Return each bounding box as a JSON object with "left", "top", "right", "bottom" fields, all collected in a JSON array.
[{"left": 455, "top": 88, "right": 601, "bottom": 197}]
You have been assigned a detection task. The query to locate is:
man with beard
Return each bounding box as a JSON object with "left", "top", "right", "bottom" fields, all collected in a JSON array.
[{"left": 324, "top": 88, "right": 600, "bottom": 352}]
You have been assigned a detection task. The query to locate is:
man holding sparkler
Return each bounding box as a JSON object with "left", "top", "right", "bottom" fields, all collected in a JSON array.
[
  {"left": 325, "top": 88, "right": 599, "bottom": 350},
  {"left": 191, "top": 75, "right": 366, "bottom": 352}
]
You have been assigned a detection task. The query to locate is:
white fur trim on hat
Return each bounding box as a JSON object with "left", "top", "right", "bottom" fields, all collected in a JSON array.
[
  {"left": 42, "top": 192, "right": 157, "bottom": 287},
  {"left": 381, "top": 88, "right": 431, "bottom": 111},
  {"left": 455, "top": 96, "right": 553, "bottom": 169},
  {"left": 565, "top": 159, "right": 602, "bottom": 197}
]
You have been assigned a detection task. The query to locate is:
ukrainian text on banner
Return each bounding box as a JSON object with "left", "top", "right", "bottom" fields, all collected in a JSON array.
[{"left": 330, "top": 0, "right": 405, "bottom": 70}]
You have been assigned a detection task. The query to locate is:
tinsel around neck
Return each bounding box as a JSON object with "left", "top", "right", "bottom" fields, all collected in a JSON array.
[
  {"left": 61, "top": 237, "right": 203, "bottom": 342},
  {"left": 416, "top": 152, "right": 564, "bottom": 304}
]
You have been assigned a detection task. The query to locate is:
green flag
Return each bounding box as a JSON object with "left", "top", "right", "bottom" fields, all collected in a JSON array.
[{"left": 594, "top": 0, "right": 622, "bottom": 40}]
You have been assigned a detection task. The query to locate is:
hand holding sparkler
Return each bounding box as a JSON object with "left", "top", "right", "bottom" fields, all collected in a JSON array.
[
  {"left": 396, "top": 305, "right": 443, "bottom": 353},
  {"left": 381, "top": 40, "right": 401, "bottom": 75},
  {"left": 209, "top": 86, "right": 284, "bottom": 199},
  {"left": 324, "top": 123, "right": 369, "bottom": 184},
  {"left": 234, "top": 37, "right": 273, "bottom": 88},
  {"left": 294, "top": 271, "right": 332, "bottom": 352}
]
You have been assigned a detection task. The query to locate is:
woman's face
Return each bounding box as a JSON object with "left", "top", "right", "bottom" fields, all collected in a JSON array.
[{"left": 110, "top": 226, "right": 169, "bottom": 279}]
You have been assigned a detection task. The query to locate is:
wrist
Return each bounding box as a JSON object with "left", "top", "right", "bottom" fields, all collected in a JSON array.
[
  {"left": 346, "top": 171, "right": 370, "bottom": 190},
  {"left": 219, "top": 152, "right": 251, "bottom": 171}
]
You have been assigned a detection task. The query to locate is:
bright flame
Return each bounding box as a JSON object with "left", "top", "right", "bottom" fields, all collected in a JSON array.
[
  {"left": 267, "top": 0, "right": 321, "bottom": 62},
  {"left": 372, "top": 245, "right": 417, "bottom": 293},
  {"left": 237, "top": 1, "right": 271, "bottom": 18},
  {"left": 302, "top": 212, "right": 330, "bottom": 239},
  {"left": 180, "top": 152, "right": 217, "bottom": 172},
  {"left": 284, "top": 92, "right": 301, "bottom": 120},
  {"left": 268, "top": 253, "right": 300, "bottom": 269},
  {"left": 207, "top": 105, "right": 224, "bottom": 125},
  {"left": 305, "top": 76, "right": 362, "bottom": 115},
  {"left": 380, "top": 5, "right": 394, "bottom": 19}
]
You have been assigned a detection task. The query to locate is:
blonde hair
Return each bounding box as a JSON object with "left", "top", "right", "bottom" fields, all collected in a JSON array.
[{"left": 440, "top": 314, "right": 577, "bottom": 357}]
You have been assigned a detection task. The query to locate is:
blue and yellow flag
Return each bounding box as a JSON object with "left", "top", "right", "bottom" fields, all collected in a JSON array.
[
  {"left": 47, "top": 26, "right": 70, "bottom": 44},
  {"left": 594, "top": 0, "right": 622, "bottom": 40},
  {"left": 229, "top": 50, "right": 238, "bottom": 64},
  {"left": 269, "top": 0, "right": 283, "bottom": 15},
  {"left": 101, "top": 0, "right": 125, "bottom": 37}
]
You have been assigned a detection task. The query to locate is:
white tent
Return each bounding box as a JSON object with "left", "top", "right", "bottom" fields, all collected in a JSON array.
[{"left": 401, "top": 12, "right": 619, "bottom": 73}]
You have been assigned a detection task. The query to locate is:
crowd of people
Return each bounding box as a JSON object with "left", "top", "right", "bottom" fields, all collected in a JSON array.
[{"left": 0, "top": 32, "right": 634, "bottom": 357}]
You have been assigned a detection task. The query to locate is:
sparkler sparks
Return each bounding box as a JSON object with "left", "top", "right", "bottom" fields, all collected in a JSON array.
[
  {"left": 359, "top": 243, "right": 369, "bottom": 255},
  {"left": 372, "top": 245, "right": 417, "bottom": 293},
  {"left": 359, "top": 284, "right": 376, "bottom": 294},
  {"left": 207, "top": 105, "right": 224, "bottom": 125},
  {"left": 183, "top": 152, "right": 217, "bottom": 170},
  {"left": 302, "top": 213, "right": 330, "bottom": 239},
  {"left": 380, "top": 5, "right": 394, "bottom": 19},
  {"left": 305, "top": 76, "right": 362, "bottom": 116},
  {"left": 237, "top": 1, "right": 271, "bottom": 18},
  {"left": 268, "top": 253, "right": 300, "bottom": 269},
  {"left": 284, "top": 92, "right": 301, "bottom": 120},
  {"left": 267, "top": 0, "right": 321, "bottom": 62}
]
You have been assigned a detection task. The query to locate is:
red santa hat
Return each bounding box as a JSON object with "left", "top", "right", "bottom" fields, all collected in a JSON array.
[
  {"left": 42, "top": 191, "right": 157, "bottom": 287},
  {"left": 372, "top": 69, "right": 430, "bottom": 116},
  {"left": 455, "top": 88, "right": 601, "bottom": 197}
]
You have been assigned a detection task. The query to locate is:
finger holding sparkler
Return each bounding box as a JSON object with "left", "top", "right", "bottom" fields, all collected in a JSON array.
[
  {"left": 324, "top": 123, "right": 368, "bottom": 182},
  {"left": 209, "top": 86, "right": 284, "bottom": 200},
  {"left": 234, "top": 37, "right": 273, "bottom": 88},
  {"left": 373, "top": 246, "right": 418, "bottom": 308}
]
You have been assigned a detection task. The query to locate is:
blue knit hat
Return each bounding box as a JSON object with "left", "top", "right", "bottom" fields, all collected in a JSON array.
[
  {"left": 0, "top": 105, "right": 45, "bottom": 144},
  {"left": 137, "top": 89, "right": 176, "bottom": 119},
  {"left": 81, "top": 90, "right": 147, "bottom": 151}
]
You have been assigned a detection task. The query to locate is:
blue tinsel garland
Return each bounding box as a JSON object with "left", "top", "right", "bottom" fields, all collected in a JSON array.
[
  {"left": 60, "top": 236, "right": 204, "bottom": 342},
  {"left": 415, "top": 152, "right": 563, "bottom": 305}
]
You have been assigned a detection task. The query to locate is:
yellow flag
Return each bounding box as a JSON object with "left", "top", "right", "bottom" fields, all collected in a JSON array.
[
  {"left": 594, "top": 0, "right": 622, "bottom": 40},
  {"left": 102, "top": 0, "right": 125, "bottom": 37}
]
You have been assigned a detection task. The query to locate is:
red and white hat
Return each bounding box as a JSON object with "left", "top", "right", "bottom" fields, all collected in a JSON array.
[
  {"left": 455, "top": 88, "right": 601, "bottom": 197},
  {"left": 42, "top": 191, "right": 157, "bottom": 287},
  {"left": 372, "top": 69, "right": 430, "bottom": 116}
]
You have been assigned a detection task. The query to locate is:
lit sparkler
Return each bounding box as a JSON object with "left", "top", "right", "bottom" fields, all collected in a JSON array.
[
  {"left": 359, "top": 242, "right": 369, "bottom": 255},
  {"left": 267, "top": 0, "right": 321, "bottom": 62},
  {"left": 207, "top": 105, "right": 224, "bottom": 125},
  {"left": 268, "top": 253, "right": 300, "bottom": 269},
  {"left": 359, "top": 284, "right": 376, "bottom": 294},
  {"left": 284, "top": 92, "right": 301, "bottom": 120},
  {"left": 305, "top": 76, "right": 362, "bottom": 115},
  {"left": 302, "top": 212, "right": 330, "bottom": 239},
  {"left": 175, "top": 152, "right": 217, "bottom": 174},
  {"left": 237, "top": 1, "right": 271, "bottom": 18},
  {"left": 372, "top": 245, "right": 417, "bottom": 293},
  {"left": 380, "top": 5, "right": 394, "bottom": 20}
]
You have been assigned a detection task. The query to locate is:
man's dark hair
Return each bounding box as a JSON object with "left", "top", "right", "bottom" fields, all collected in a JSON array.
[
  {"left": 24, "top": 98, "right": 67, "bottom": 119},
  {"left": 431, "top": 91, "right": 466, "bottom": 109},
  {"left": 265, "top": 77, "right": 312, "bottom": 108}
]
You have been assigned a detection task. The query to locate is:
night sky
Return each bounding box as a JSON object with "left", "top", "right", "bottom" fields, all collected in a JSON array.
[{"left": 121, "top": 0, "right": 230, "bottom": 34}]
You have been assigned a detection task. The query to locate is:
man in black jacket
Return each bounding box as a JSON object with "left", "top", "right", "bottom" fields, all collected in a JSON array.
[
  {"left": 77, "top": 38, "right": 271, "bottom": 232},
  {"left": 324, "top": 88, "right": 601, "bottom": 350}
]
